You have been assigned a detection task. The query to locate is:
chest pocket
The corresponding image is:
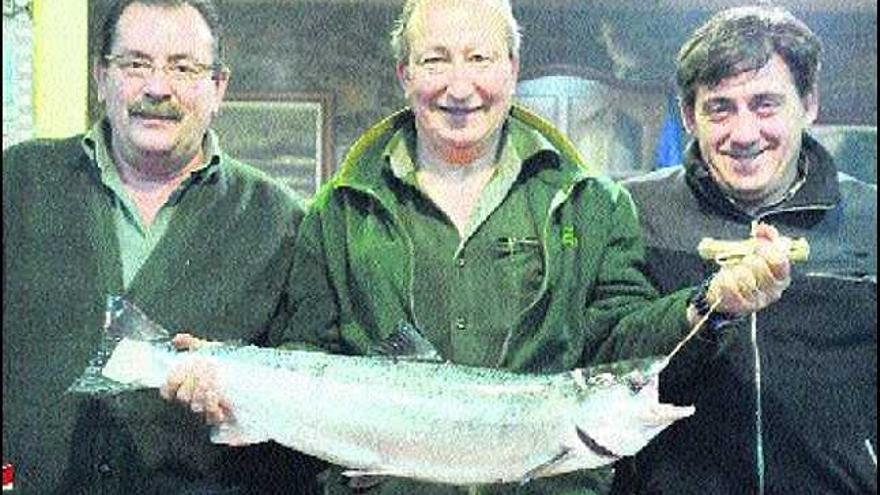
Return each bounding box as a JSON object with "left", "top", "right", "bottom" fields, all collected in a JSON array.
[{"left": 489, "top": 236, "right": 545, "bottom": 313}]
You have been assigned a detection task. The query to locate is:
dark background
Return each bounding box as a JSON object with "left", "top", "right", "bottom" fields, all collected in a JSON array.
[{"left": 88, "top": 0, "right": 878, "bottom": 186}]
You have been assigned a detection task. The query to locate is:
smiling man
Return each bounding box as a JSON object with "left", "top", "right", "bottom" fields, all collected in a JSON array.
[
  {"left": 684, "top": 52, "right": 818, "bottom": 215},
  {"left": 2, "top": 0, "right": 312, "bottom": 493},
  {"left": 618, "top": 6, "right": 877, "bottom": 494},
  {"left": 167, "top": 1, "right": 799, "bottom": 493}
]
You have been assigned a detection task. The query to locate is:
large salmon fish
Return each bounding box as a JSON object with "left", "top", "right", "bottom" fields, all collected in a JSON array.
[{"left": 70, "top": 297, "right": 694, "bottom": 486}]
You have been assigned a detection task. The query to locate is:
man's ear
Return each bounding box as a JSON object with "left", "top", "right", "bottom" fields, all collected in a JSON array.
[
  {"left": 93, "top": 58, "right": 108, "bottom": 103},
  {"left": 396, "top": 61, "right": 411, "bottom": 93},
  {"left": 679, "top": 101, "right": 697, "bottom": 135},
  {"left": 211, "top": 68, "right": 231, "bottom": 115},
  {"left": 802, "top": 86, "right": 819, "bottom": 125},
  {"left": 509, "top": 55, "right": 520, "bottom": 81}
]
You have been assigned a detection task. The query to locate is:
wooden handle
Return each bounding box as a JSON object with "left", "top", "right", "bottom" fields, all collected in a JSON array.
[{"left": 698, "top": 237, "right": 809, "bottom": 265}]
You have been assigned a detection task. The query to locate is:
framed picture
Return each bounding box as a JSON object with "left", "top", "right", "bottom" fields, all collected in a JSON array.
[{"left": 212, "top": 92, "right": 333, "bottom": 198}]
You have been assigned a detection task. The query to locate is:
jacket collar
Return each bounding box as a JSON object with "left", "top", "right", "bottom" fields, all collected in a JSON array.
[
  {"left": 684, "top": 132, "right": 840, "bottom": 220},
  {"left": 332, "top": 104, "right": 593, "bottom": 195}
]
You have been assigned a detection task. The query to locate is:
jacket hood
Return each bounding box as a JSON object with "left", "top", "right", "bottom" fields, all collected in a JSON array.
[{"left": 683, "top": 132, "right": 841, "bottom": 220}]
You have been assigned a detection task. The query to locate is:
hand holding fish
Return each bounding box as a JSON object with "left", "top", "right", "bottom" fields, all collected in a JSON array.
[
  {"left": 696, "top": 223, "right": 793, "bottom": 319},
  {"left": 159, "top": 333, "right": 232, "bottom": 424},
  {"left": 71, "top": 298, "right": 696, "bottom": 485}
]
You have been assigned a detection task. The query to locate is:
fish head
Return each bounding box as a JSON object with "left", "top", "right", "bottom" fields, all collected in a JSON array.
[{"left": 570, "top": 357, "right": 695, "bottom": 459}]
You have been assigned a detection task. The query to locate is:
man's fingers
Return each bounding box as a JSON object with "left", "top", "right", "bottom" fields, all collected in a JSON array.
[
  {"left": 175, "top": 374, "right": 196, "bottom": 403},
  {"left": 160, "top": 363, "right": 188, "bottom": 400},
  {"left": 202, "top": 391, "right": 233, "bottom": 424},
  {"left": 159, "top": 356, "right": 232, "bottom": 424},
  {"left": 710, "top": 271, "right": 750, "bottom": 313},
  {"left": 711, "top": 256, "right": 787, "bottom": 314},
  {"left": 754, "top": 241, "right": 791, "bottom": 280},
  {"left": 751, "top": 222, "right": 780, "bottom": 240},
  {"left": 171, "top": 332, "right": 209, "bottom": 351},
  {"left": 739, "top": 254, "right": 775, "bottom": 292}
]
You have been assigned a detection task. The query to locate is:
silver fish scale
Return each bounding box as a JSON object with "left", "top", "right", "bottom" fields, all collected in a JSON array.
[
  {"left": 185, "top": 346, "right": 676, "bottom": 484},
  {"left": 210, "top": 348, "right": 585, "bottom": 483},
  {"left": 90, "top": 326, "right": 689, "bottom": 485}
]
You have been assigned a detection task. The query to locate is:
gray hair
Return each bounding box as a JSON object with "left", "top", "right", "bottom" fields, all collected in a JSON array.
[
  {"left": 676, "top": 5, "right": 821, "bottom": 110},
  {"left": 389, "top": 0, "right": 522, "bottom": 64}
]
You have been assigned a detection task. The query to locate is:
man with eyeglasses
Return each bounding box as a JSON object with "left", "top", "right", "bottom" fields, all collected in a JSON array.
[{"left": 2, "top": 0, "right": 316, "bottom": 493}]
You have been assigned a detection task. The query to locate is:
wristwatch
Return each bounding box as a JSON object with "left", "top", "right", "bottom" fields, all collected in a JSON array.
[{"left": 689, "top": 278, "right": 743, "bottom": 333}]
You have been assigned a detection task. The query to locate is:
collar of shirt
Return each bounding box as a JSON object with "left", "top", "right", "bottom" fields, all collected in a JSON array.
[
  {"left": 81, "top": 119, "right": 223, "bottom": 208},
  {"left": 383, "top": 118, "right": 557, "bottom": 243},
  {"left": 688, "top": 136, "right": 842, "bottom": 223},
  {"left": 81, "top": 120, "right": 225, "bottom": 288}
]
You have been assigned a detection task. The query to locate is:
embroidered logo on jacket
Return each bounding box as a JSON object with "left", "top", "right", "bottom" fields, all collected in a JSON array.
[{"left": 561, "top": 226, "right": 578, "bottom": 249}]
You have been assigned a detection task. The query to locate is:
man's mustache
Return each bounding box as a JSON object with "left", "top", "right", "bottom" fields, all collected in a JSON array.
[
  {"left": 128, "top": 100, "right": 183, "bottom": 120},
  {"left": 722, "top": 144, "right": 765, "bottom": 159}
]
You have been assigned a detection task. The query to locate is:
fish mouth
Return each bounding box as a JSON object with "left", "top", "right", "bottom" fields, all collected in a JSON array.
[{"left": 642, "top": 403, "right": 695, "bottom": 426}]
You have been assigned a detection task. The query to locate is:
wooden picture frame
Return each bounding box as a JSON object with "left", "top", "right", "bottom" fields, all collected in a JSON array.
[{"left": 213, "top": 92, "right": 333, "bottom": 198}]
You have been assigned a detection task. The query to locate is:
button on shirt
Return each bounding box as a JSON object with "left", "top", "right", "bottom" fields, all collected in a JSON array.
[
  {"left": 384, "top": 122, "right": 553, "bottom": 367},
  {"left": 82, "top": 121, "right": 221, "bottom": 289}
]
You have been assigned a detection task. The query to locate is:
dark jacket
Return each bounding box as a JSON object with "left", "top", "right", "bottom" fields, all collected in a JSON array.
[
  {"left": 616, "top": 135, "right": 877, "bottom": 494},
  {"left": 2, "top": 135, "right": 319, "bottom": 494},
  {"left": 275, "top": 106, "right": 697, "bottom": 494}
]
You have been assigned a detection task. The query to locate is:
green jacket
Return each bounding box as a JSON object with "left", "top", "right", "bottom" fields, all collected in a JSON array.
[
  {"left": 3, "top": 134, "right": 315, "bottom": 494},
  {"left": 276, "top": 106, "right": 695, "bottom": 494}
]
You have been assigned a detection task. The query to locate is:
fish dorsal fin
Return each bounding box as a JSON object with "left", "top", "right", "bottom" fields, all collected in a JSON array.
[{"left": 371, "top": 321, "right": 443, "bottom": 362}]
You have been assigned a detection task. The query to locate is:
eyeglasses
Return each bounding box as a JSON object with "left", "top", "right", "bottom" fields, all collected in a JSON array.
[{"left": 104, "top": 55, "right": 222, "bottom": 83}]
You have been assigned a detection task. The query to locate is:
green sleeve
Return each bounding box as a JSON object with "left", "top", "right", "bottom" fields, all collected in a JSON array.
[
  {"left": 268, "top": 205, "right": 346, "bottom": 353},
  {"left": 582, "top": 185, "right": 708, "bottom": 363}
]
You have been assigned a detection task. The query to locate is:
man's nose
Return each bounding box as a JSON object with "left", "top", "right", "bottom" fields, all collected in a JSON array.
[
  {"left": 728, "top": 111, "right": 763, "bottom": 145},
  {"left": 141, "top": 69, "right": 175, "bottom": 97},
  {"left": 444, "top": 63, "right": 475, "bottom": 100}
]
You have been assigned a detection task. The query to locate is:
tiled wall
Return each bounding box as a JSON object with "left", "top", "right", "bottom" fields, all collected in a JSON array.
[{"left": 2, "top": 2, "right": 34, "bottom": 149}]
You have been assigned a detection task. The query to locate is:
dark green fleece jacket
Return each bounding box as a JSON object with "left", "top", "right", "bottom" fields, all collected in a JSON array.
[
  {"left": 275, "top": 106, "right": 696, "bottom": 495},
  {"left": 3, "top": 134, "right": 315, "bottom": 494}
]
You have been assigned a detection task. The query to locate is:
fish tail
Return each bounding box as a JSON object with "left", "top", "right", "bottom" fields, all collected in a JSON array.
[{"left": 68, "top": 296, "right": 174, "bottom": 395}]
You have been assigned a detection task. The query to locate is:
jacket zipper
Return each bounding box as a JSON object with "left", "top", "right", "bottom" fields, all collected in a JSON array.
[
  {"left": 749, "top": 201, "right": 834, "bottom": 494},
  {"left": 495, "top": 177, "right": 586, "bottom": 368},
  {"left": 748, "top": 218, "right": 765, "bottom": 495}
]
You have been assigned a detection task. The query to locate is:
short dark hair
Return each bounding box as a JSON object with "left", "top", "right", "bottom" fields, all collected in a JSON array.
[
  {"left": 676, "top": 5, "right": 821, "bottom": 110},
  {"left": 98, "top": 0, "right": 223, "bottom": 64}
]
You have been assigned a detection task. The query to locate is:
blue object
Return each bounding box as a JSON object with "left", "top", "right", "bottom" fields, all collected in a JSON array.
[{"left": 655, "top": 93, "right": 685, "bottom": 168}]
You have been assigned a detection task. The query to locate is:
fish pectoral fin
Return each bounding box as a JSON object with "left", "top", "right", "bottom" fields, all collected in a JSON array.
[
  {"left": 518, "top": 448, "right": 573, "bottom": 484},
  {"left": 370, "top": 321, "right": 443, "bottom": 362}
]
